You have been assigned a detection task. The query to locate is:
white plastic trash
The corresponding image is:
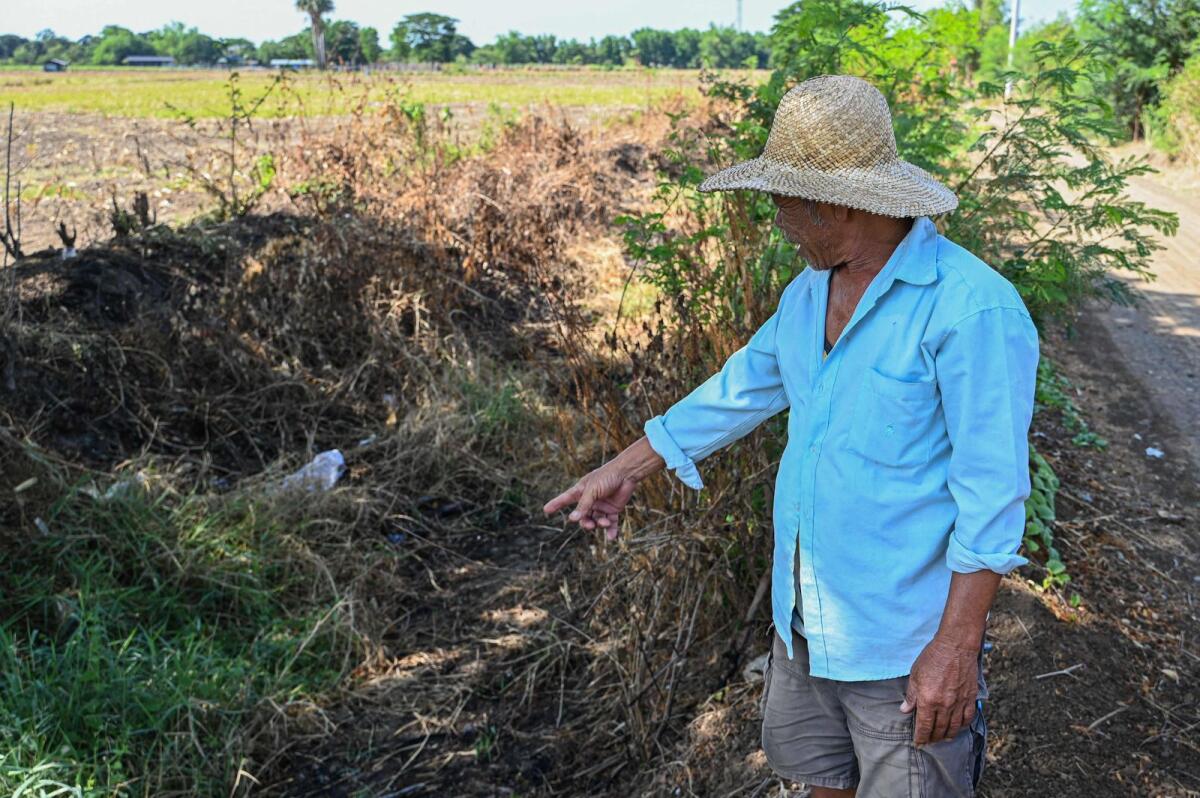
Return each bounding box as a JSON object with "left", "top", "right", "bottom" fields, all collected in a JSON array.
[
  {"left": 103, "top": 472, "right": 147, "bottom": 501},
  {"left": 280, "top": 449, "right": 346, "bottom": 492},
  {"left": 80, "top": 472, "right": 148, "bottom": 502},
  {"left": 743, "top": 652, "right": 770, "bottom": 683}
]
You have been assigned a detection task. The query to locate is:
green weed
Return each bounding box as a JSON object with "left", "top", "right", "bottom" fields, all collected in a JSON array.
[
  {"left": 0, "top": 486, "right": 357, "bottom": 795},
  {"left": 473, "top": 724, "right": 500, "bottom": 763},
  {"left": 1025, "top": 448, "right": 1067, "bottom": 589},
  {"left": 462, "top": 374, "right": 533, "bottom": 442},
  {"left": 1034, "top": 360, "right": 1108, "bottom": 449}
]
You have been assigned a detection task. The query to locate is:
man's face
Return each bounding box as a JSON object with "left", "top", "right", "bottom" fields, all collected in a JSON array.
[{"left": 771, "top": 193, "right": 837, "bottom": 270}]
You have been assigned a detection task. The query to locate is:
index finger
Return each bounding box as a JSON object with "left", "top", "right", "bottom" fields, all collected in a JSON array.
[{"left": 543, "top": 483, "right": 582, "bottom": 516}]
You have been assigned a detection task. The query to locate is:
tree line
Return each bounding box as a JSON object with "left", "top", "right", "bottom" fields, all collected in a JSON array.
[
  {"left": 2, "top": 0, "right": 1198, "bottom": 149},
  {"left": 0, "top": 13, "right": 771, "bottom": 69}
]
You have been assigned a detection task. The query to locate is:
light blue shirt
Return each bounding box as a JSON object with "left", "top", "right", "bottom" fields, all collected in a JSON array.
[{"left": 642, "top": 217, "right": 1039, "bottom": 681}]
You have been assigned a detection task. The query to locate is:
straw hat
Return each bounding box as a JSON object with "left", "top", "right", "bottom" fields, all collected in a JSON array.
[{"left": 698, "top": 75, "right": 958, "bottom": 218}]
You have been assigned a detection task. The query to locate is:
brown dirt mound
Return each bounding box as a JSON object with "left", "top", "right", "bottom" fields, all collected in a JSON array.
[{"left": 5, "top": 215, "right": 347, "bottom": 473}]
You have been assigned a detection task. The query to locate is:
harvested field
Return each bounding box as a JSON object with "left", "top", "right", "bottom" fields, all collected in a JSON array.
[
  {"left": 0, "top": 67, "right": 753, "bottom": 118},
  {"left": 0, "top": 70, "right": 702, "bottom": 252}
]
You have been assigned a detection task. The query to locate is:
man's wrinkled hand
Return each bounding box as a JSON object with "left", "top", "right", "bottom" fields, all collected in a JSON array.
[
  {"left": 542, "top": 462, "right": 639, "bottom": 540},
  {"left": 899, "top": 636, "right": 979, "bottom": 746}
]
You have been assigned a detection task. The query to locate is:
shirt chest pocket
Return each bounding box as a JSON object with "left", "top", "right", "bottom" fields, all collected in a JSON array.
[{"left": 847, "top": 367, "right": 940, "bottom": 468}]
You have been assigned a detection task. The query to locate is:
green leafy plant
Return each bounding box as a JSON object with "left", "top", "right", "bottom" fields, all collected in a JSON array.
[
  {"left": 1150, "top": 43, "right": 1200, "bottom": 161},
  {"left": 1075, "top": 0, "right": 1200, "bottom": 140},
  {"left": 474, "top": 724, "right": 500, "bottom": 762},
  {"left": 945, "top": 36, "right": 1178, "bottom": 321},
  {"left": 166, "top": 71, "right": 284, "bottom": 220},
  {"left": 1034, "top": 360, "right": 1108, "bottom": 449},
  {"left": 1025, "top": 448, "right": 1067, "bottom": 588}
]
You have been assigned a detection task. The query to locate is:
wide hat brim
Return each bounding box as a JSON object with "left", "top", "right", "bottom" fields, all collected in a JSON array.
[{"left": 697, "top": 155, "right": 958, "bottom": 218}]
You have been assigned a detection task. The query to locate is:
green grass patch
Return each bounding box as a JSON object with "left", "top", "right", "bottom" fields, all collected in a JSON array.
[
  {"left": 0, "top": 485, "right": 359, "bottom": 796},
  {"left": 19, "top": 182, "right": 89, "bottom": 201},
  {"left": 619, "top": 278, "right": 662, "bottom": 320},
  {"left": 0, "top": 67, "right": 749, "bottom": 119}
]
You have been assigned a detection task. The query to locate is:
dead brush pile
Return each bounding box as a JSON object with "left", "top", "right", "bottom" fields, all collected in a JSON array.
[
  {"left": 0, "top": 91, "right": 680, "bottom": 795},
  {"left": 0, "top": 96, "right": 662, "bottom": 479}
]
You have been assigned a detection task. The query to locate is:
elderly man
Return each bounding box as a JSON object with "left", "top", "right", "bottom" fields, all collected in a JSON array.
[{"left": 544, "top": 75, "right": 1038, "bottom": 798}]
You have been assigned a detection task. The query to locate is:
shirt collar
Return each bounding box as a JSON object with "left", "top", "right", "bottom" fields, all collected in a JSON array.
[{"left": 888, "top": 216, "right": 938, "bottom": 286}]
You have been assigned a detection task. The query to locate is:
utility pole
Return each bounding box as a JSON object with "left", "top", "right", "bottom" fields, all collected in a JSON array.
[
  {"left": 1005, "top": 0, "right": 1021, "bottom": 99},
  {"left": 737, "top": 0, "right": 744, "bottom": 31}
]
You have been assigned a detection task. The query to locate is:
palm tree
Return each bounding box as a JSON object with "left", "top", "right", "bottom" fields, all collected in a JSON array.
[{"left": 296, "top": 0, "right": 334, "bottom": 69}]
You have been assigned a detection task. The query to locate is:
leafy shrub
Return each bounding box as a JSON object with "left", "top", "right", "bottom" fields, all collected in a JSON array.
[
  {"left": 166, "top": 71, "right": 284, "bottom": 221},
  {"left": 1149, "top": 44, "right": 1200, "bottom": 161},
  {"left": 1025, "top": 448, "right": 1065, "bottom": 587},
  {"left": 1034, "top": 360, "right": 1108, "bottom": 449},
  {"left": 1076, "top": 0, "right": 1200, "bottom": 140},
  {"left": 945, "top": 38, "right": 1176, "bottom": 318}
]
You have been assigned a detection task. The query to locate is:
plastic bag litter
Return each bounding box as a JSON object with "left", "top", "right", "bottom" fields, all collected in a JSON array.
[
  {"left": 1145, "top": 447, "right": 1165, "bottom": 459},
  {"left": 80, "top": 472, "right": 148, "bottom": 502},
  {"left": 743, "top": 652, "right": 770, "bottom": 683},
  {"left": 279, "top": 450, "right": 346, "bottom": 492}
]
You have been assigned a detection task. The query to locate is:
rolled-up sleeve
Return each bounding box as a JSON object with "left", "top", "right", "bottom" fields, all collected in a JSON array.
[
  {"left": 936, "top": 305, "right": 1039, "bottom": 573},
  {"left": 643, "top": 304, "right": 790, "bottom": 491}
]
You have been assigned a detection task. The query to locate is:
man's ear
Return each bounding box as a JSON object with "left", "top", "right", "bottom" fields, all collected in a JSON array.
[{"left": 827, "top": 202, "right": 851, "bottom": 223}]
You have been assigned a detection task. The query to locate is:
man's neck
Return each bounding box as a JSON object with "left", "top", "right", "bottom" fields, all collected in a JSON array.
[{"left": 834, "top": 218, "right": 914, "bottom": 286}]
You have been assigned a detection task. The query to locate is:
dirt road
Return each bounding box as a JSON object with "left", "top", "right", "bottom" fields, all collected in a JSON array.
[{"left": 1089, "top": 170, "right": 1200, "bottom": 481}]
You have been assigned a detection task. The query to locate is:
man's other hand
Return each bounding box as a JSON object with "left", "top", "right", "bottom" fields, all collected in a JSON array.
[{"left": 899, "top": 636, "right": 979, "bottom": 746}]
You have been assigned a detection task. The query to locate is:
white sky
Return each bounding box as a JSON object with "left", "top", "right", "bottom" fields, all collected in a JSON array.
[{"left": 6, "top": 0, "right": 1079, "bottom": 44}]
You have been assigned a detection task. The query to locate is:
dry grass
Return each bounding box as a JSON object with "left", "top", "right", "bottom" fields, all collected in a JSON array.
[
  {"left": 0, "top": 76, "right": 808, "bottom": 794},
  {"left": 0, "top": 84, "right": 691, "bottom": 794}
]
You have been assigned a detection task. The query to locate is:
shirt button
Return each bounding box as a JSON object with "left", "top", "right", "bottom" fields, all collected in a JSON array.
[{"left": 809, "top": 444, "right": 818, "bottom": 454}]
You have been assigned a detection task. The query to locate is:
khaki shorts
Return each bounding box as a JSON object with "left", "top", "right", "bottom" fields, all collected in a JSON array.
[{"left": 760, "top": 626, "right": 988, "bottom": 797}]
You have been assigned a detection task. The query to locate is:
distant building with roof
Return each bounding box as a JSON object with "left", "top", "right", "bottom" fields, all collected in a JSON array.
[
  {"left": 269, "top": 59, "right": 316, "bottom": 69},
  {"left": 122, "top": 55, "right": 176, "bottom": 67},
  {"left": 43, "top": 59, "right": 69, "bottom": 72}
]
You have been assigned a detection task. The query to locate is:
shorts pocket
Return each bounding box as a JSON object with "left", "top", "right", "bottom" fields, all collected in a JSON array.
[
  {"left": 848, "top": 719, "right": 918, "bottom": 798},
  {"left": 848, "top": 367, "right": 939, "bottom": 468}
]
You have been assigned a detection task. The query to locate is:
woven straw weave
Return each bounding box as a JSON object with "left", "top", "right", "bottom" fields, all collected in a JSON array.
[{"left": 698, "top": 75, "right": 958, "bottom": 218}]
